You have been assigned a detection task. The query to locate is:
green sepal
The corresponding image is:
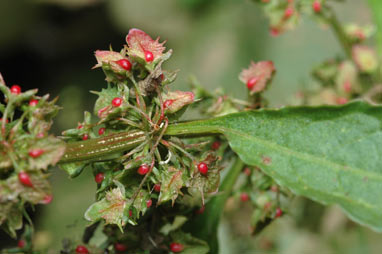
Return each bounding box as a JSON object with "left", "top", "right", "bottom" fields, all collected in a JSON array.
[
  {"left": 59, "top": 162, "right": 88, "bottom": 178},
  {"left": 84, "top": 183, "right": 127, "bottom": 232}
]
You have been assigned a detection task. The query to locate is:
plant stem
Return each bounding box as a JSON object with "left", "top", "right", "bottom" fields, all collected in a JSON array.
[
  {"left": 165, "top": 119, "right": 220, "bottom": 136},
  {"left": 60, "top": 130, "right": 146, "bottom": 163},
  {"left": 59, "top": 119, "right": 216, "bottom": 163},
  {"left": 367, "top": 0, "right": 382, "bottom": 61},
  {"left": 325, "top": 7, "right": 352, "bottom": 58},
  {"left": 367, "top": 0, "right": 382, "bottom": 82}
]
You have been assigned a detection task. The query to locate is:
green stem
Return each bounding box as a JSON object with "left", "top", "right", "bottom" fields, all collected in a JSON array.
[
  {"left": 368, "top": 0, "right": 382, "bottom": 61},
  {"left": 325, "top": 8, "right": 352, "bottom": 58},
  {"left": 60, "top": 130, "right": 146, "bottom": 163},
  {"left": 367, "top": 0, "right": 382, "bottom": 82},
  {"left": 165, "top": 119, "right": 220, "bottom": 136},
  {"left": 59, "top": 120, "right": 215, "bottom": 163}
]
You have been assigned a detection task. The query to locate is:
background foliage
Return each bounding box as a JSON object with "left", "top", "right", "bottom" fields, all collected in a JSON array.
[{"left": 0, "top": 0, "right": 381, "bottom": 253}]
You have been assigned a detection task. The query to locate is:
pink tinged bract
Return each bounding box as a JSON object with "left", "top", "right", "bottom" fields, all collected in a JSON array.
[
  {"left": 93, "top": 50, "right": 124, "bottom": 69},
  {"left": 126, "top": 28, "right": 166, "bottom": 62},
  {"left": 352, "top": 45, "right": 378, "bottom": 73},
  {"left": 239, "top": 61, "right": 276, "bottom": 94},
  {"left": 162, "top": 91, "right": 194, "bottom": 114}
]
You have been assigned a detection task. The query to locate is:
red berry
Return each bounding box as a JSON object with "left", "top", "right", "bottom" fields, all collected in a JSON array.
[
  {"left": 17, "top": 239, "right": 25, "bottom": 248},
  {"left": 77, "top": 124, "right": 83, "bottom": 129},
  {"left": 18, "top": 172, "right": 33, "bottom": 187},
  {"left": 270, "top": 27, "right": 280, "bottom": 37},
  {"left": 197, "top": 162, "right": 208, "bottom": 175},
  {"left": 28, "top": 148, "right": 44, "bottom": 158},
  {"left": 355, "top": 30, "right": 365, "bottom": 40},
  {"left": 211, "top": 141, "right": 221, "bottom": 150},
  {"left": 98, "top": 127, "right": 105, "bottom": 136},
  {"left": 240, "top": 192, "right": 249, "bottom": 202},
  {"left": 163, "top": 99, "right": 174, "bottom": 109},
  {"left": 195, "top": 206, "right": 205, "bottom": 214},
  {"left": 160, "top": 73, "right": 165, "bottom": 81},
  {"left": 116, "top": 59, "right": 132, "bottom": 71},
  {"left": 36, "top": 133, "right": 45, "bottom": 138},
  {"left": 114, "top": 242, "right": 128, "bottom": 252},
  {"left": 129, "top": 210, "right": 133, "bottom": 217},
  {"left": 264, "top": 202, "right": 272, "bottom": 210},
  {"left": 82, "top": 134, "right": 89, "bottom": 141},
  {"left": 112, "top": 97, "right": 123, "bottom": 107},
  {"left": 336, "top": 97, "right": 348, "bottom": 105},
  {"left": 246, "top": 77, "right": 258, "bottom": 90},
  {"left": 270, "top": 185, "right": 279, "bottom": 192},
  {"left": 10, "top": 85, "right": 21, "bottom": 94},
  {"left": 275, "top": 208, "right": 283, "bottom": 218},
  {"left": 138, "top": 164, "right": 150, "bottom": 175},
  {"left": 0, "top": 118, "right": 9, "bottom": 123},
  {"left": 144, "top": 50, "right": 154, "bottom": 63},
  {"left": 170, "top": 242, "right": 184, "bottom": 253},
  {"left": 312, "top": 0, "right": 321, "bottom": 13},
  {"left": 154, "top": 184, "right": 161, "bottom": 192},
  {"left": 146, "top": 199, "right": 152, "bottom": 208},
  {"left": 343, "top": 81, "right": 352, "bottom": 93},
  {"left": 75, "top": 245, "right": 89, "bottom": 254},
  {"left": 284, "top": 7, "right": 294, "bottom": 19},
  {"left": 29, "top": 99, "right": 38, "bottom": 106},
  {"left": 243, "top": 167, "right": 251, "bottom": 176},
  {"left": 95, "top": 173, "right": 104, "bottom": 184},
  {"left": 42, "top": 195, "right": 53, "bottom": 204}
]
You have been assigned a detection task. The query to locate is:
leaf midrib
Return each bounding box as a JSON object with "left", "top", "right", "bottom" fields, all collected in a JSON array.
[{"left": 218, "top": 126, "right": 382, "bottom": 180}]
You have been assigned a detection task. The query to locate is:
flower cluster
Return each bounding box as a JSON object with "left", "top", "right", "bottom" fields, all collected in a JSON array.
[
  {"left": 0, "top": 75, "right": 64, "bottom": 240},
  {"left": 57, "top": 29, "right": 221, "bottom": 253},
  {"left": 253, "top": 0, "right": 325, "bottom": 36}
]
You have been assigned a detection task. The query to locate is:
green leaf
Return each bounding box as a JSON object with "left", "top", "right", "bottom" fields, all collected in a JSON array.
[
  {"left": 93, "top": 85, "right": 119, "bottom": 118},
  {"left": 25, "top": 136, "right": 66, "bottom": 170},
  {"left": 84, "top": 186, "right": 127, "bottom": 231},
  {"left": 160, "top": 215, "right": 188, "bottom": 235},
  {"left": 131, "top": 189, "right": 150, "bottom": 218},
  {"left": 166, "top": 101, "right": 382, "bottom": 232},
  {"left": 59, "top": 161, "right": 87, "bottom": 178},
  {"left": 0, "top": 202, "right": 22, "bottom": 238},
  {"left": 187, "top": 152, "right": 221, "bottom": 202},
  {"left": 157, "top": 166, "right": 184, "bottom": 206}
]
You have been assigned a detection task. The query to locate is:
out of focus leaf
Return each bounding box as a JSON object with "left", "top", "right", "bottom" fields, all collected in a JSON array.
[
  {"left": 170, "top": 231, "right": 209, "bottom": 254},
  {"left": 160, "top": 216, "right": 188, "bottom": 235}
]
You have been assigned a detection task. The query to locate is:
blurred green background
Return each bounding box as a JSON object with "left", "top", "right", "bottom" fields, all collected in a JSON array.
[{"left": 0, "top": 0, "right": 380, "bottom": 253}]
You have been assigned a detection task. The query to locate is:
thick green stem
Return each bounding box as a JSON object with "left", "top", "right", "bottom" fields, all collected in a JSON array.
[
  {"left": 60, "top": 130, "right": 146, "bottom": 163},
  {"left": 165, "top": 119, "right": 221, "bottom": 136},
  {"left": 60, "top": 120, "right": 215, "bottom": 163}
]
